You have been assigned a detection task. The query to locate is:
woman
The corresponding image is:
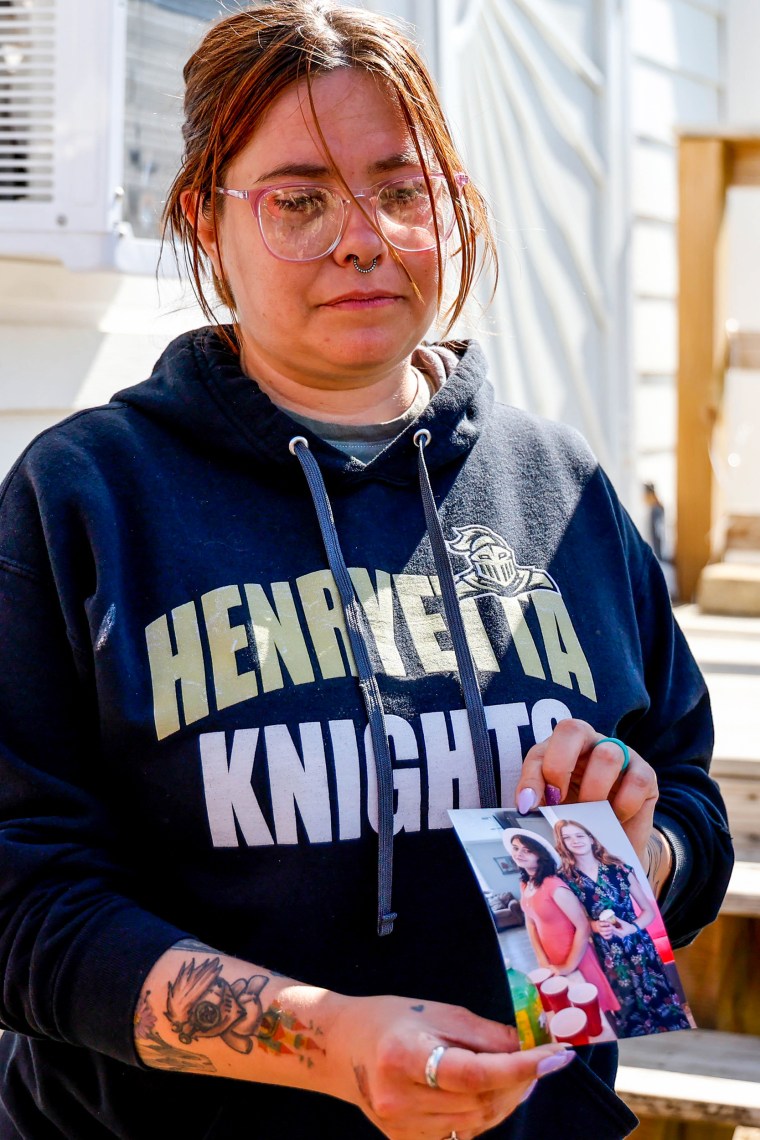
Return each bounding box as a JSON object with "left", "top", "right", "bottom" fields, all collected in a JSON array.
[
  {"left": 507, "top": 832, "right": 618, "bottom": 1014},
  {"left": 554, "top": 821, "right": 692, "bottom": 1036},
  {"left": 0, "top": 3, "right": 732, "bottom": 1139}
]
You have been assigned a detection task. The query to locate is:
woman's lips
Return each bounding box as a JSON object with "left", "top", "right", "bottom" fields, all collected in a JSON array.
[{"left": 322, "top": 293, "right": 399, "bottom": 310}]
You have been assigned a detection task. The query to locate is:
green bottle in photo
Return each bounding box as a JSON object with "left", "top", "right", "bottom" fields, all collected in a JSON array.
[{"left": 506, "top": 961, "right": 550, "bottom": 1048}]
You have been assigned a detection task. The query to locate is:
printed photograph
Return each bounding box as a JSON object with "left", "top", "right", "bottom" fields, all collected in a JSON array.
[{"left": 449, "top": 802, "right": 696, "bottom": 1049}]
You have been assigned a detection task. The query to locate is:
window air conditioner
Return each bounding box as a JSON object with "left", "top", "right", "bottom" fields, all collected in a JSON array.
[{"left": 0, "top": 0, "right": 126, "bottom": 270}]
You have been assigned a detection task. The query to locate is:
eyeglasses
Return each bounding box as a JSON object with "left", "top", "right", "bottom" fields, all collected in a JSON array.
[{"left": 217, "top": 172, "right": 467, "bottom": 262}]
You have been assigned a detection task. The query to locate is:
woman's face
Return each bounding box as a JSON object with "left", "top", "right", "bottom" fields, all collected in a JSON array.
[
  {"left": 510, "top": 838, "right": 539, "bottom": 875},
  {"left": 561, "top": 826, "right": 594, "bottom": 858},
  {"left": 194, "top": 68, "right": 441, "bottom": 394}
]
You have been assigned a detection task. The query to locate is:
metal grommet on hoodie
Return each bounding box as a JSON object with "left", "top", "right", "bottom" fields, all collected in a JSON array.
[
  {"left": 413, "top": 428, "right": 431, "bottom": 448},
  {"left": 288, "top": 435, "right": 309, "bottom": 455}
]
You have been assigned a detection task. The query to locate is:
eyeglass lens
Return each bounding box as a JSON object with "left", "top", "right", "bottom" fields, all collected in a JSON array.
[{"left": 256, "top": 175, "right": 455, "bottom": 260}]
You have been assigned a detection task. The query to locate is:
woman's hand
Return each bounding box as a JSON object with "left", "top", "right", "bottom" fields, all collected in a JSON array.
[
  {"left": 591, "top": 919, "right": 616, "bottom": 940},
  {"left": 611, "top": 919, "right": 639, "bottom": 937},
  {"left": 591, "top": 917, "right": 636, "bottom": 939},
  {"left": 515, "top": 719, "right": 658, "bottom": 865},
  {"left": 329, "top": 994, "right": 575, "bottom": 1139}
]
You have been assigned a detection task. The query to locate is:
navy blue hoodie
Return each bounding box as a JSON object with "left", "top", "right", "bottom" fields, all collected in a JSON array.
[{"left": 0, "top": 328, "right": 733, "bottom": 1138}]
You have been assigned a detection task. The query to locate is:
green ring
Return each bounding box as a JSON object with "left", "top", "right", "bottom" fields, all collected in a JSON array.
[{"left": 592, "top": 736, "right": 630, "bottom": 772}]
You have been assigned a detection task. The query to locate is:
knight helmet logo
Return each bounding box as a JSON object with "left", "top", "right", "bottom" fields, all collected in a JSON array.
[{"left": 447, "top": 525, "right": 558, "bottom": 599}]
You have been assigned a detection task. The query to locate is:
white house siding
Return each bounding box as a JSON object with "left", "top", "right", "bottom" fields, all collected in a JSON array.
[
  {"left": 437, "top": 0, "right": 626, "bottom": 484},
  {"left": 0, "top": 0, "right": 212, "bottom": 479},
  {"left": 0, "top": 257, "right": 208, "bottom": 472},
  {"left": 630, "top": 0, "right": 726, "bottom": 550},
  {"left": 123, "top": 0, "right": 217, "bottom": 239},
  {"left": 723, "top": 0, "right": 760, "bottom": 523}
]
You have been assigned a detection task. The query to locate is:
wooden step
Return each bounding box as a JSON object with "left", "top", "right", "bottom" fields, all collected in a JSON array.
[
  {"left": 698, "top": 563, "right": 760, "bottom": 617},
  {"left": 672, "top": 861, "right": 760, "bottom": 1036},
  {"left": 617, "top": 1029, "right": 760, "bottom": 1127},
  {"left": 726, "top": 515, "right": 760, "bottom": 554},
  {"left": 710, "top": 767, "right": 760, "bottom": 863},
  {"left": 722, "top": 861, "right": 760, "bottom": 917}
]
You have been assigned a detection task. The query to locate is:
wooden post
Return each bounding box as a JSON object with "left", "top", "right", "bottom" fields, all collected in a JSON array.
[
  {"left": 675, "top": 914, "right": 760, "bottom": 1035},
  {"left": 676, "top": 137, "right": 728, "bottom": 602}
]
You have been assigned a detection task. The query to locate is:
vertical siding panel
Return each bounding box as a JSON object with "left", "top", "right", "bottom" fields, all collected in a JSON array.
[{"left": 632, "top": 0, "right": 725, "bottom": 540}]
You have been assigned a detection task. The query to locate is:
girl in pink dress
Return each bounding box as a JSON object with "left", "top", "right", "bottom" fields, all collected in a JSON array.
[{"left": 509, "top": 833, "right": 619, "bottom": 1012}]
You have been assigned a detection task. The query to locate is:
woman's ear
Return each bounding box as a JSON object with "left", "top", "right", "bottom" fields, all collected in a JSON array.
[{"left": 180, "top": 189, "right": 222, "bottom": 277}]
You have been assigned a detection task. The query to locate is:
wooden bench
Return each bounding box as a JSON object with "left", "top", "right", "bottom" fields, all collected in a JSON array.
[
  {"left": 710, "top": 757, "right": 760, "bottom": 866},
  {"left": 616, "top": 861, "right": 760, "bottom": 1138},
  {"left": 617, "top": 1029, "right": 760, "bottom": 1138},
  {"left": 722, "top": 861, "right": 760, "bottom": 919}
]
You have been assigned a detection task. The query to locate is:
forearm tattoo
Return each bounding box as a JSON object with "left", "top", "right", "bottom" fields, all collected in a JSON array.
[
  {"left": 134, "top": 988, "right": 217, "bottom": 1074},
  {"left": 645, "top": 829, "right": 671, "bottom": 898},
  {"left": 174, "top": 937, "right": 215, "bottom": 953},
  {"left": 136, "top": 955, "right": 325, "bottom": 1072}
]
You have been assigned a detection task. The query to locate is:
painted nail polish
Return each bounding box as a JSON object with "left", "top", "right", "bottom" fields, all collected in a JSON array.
[
  {"left": 545, "top": 785, "right": 562, "bottom": 806},
  {"left": 519, "top": 1080, "right": 537, "bottom": 1104},
  {"left": 516, "top": 788, "right": 537, "bottom": 815},
  {"left": 536, "top": 1050, "right": 575, "bottom": 1078}
]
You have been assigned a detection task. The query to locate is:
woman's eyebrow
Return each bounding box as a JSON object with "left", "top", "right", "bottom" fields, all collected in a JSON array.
[
  {"left": 254, "top": 161, "right": 332, "bottom": 183},
  {"left": 253, "top": 151, "right": 423, "bottom": 184},
  {"left": 369, "top": 150, "right": 424, "bottom": 174}
]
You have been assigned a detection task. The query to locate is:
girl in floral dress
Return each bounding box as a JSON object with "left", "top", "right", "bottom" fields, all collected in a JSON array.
[{"left": 554, "top": 821, "right": 691, "bottom": 1036}]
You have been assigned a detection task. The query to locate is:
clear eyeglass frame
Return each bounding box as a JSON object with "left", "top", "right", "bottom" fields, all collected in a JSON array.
[{"left": 216, "top": 171, "right": 469, "bottom": 262}]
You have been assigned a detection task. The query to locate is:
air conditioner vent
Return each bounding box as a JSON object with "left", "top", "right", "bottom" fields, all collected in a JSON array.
[{"left": 0, "top": 0, "right": 56, "bottom": 203}]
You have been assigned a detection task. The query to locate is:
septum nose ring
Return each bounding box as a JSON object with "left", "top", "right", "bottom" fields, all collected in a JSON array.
[{"left": 352, "top": 255, "right": 377, "bottom": 273}]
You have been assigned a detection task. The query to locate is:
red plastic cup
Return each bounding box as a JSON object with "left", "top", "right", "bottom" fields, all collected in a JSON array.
[
  {"left": 528, "top": 968, "right": 553, "bottom": 1012},
  {"left": 568, "top": 982, "right": 603, "bottom": 1036},
  {"left": 540, "top": 975, "right": 570, "bottom": 1012},
  {"left": 550, "top": 1006, "right": 589, "bottom": 1046}
]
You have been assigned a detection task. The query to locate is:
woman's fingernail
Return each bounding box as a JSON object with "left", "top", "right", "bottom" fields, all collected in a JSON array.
[
  {"left": 537, "top": 1050, "right": 575, "bottom": 1077},
  {"left": 545, "top": 785, "right": 562, "bottom": 806},
  {"left": 519, "top": 1079, "right": 538, "bottom": 1103},
  {"left": 516, "top": 788, "right": 537, "bottom": 814}
]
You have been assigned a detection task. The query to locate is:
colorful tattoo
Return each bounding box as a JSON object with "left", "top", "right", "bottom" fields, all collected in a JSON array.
[
  {"left": 164, "top": 957, "right": 325, "bottom": 1063},
  {"left": 134, "top": 990, "right": 216, "bottom": 1074}
]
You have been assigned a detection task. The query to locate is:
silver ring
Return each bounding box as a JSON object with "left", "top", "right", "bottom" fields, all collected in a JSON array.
[
  {"left": 425, "top": 1044, "right": 447, "bottom": 1089},
  {"left": 352, "top": 255, "right": 377, "bottom": 273}
]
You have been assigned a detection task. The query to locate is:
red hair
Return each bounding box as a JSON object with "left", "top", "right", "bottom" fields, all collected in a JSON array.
[{"left": 553, "top": 819, "right": 627, "bottom": 884}]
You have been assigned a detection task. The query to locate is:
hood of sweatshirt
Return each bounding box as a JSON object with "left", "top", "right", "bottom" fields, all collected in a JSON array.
[{"left": 113, "top": 326, "right": 492, "bottom": 486}]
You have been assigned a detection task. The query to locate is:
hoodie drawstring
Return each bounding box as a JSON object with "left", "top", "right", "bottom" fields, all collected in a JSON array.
[
  {"left": 290, "top": 436, "right": 397, "bottom": 937},
  {"left": 413, "top": 429, "right": 498, "bottom": 809},
  {"left": 290, "top": 431, "right": 497, "bottom": 937}
]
